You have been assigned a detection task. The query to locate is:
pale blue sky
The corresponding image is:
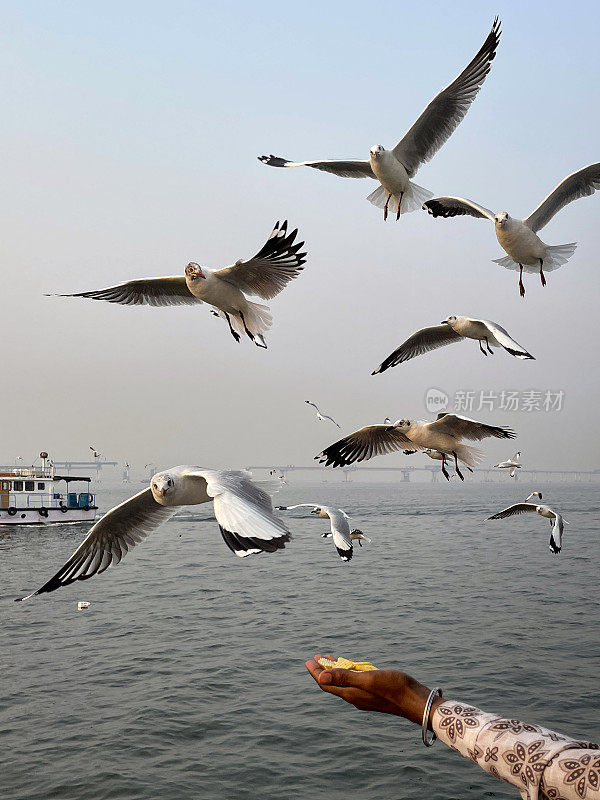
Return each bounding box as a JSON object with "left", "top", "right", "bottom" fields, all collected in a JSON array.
[{"left": 1, "top": 1, "right": 599, "bottom": 472}]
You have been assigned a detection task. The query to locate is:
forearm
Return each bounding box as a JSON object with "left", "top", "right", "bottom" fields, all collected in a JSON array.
[{"left": 431, "top": 700, "right": 599, "bottom": 800}]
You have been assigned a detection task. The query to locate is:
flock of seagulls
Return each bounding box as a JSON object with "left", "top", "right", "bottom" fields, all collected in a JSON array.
[{"left": 16, "top": 17, "right": 592, "bottom": 603}]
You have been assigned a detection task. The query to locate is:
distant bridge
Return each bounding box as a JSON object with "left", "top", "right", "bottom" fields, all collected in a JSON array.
[
  {"left": 53, "top": 460, "right": 119, "bottom": 476},
  {"left": 247, "top": 465, "right": 600, "bottom": 483}
]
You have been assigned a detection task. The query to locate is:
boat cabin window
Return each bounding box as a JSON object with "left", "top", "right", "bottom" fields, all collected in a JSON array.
[
  {"left": 13, "top": 480, "right": 23, "bottom": 491},
  {"left": 37, "top": 482, "right": 45, "bottom": 490},
  {"left": 25, "top": 481, "right": 34, "bottom": 491},
  {"left": 1, "top": 481, "right": 9, "bottom": 491}
]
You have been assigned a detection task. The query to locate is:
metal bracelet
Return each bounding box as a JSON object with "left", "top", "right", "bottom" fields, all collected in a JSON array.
[{"left": 421, "top": 687, "right": 443, "bottom": 747}]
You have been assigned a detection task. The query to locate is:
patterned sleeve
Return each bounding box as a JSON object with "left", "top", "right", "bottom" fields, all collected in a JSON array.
[{"left": 432, "top": 700, "right": 600, "bottom": 800}]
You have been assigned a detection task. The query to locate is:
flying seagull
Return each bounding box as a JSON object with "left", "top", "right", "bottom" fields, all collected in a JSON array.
[
  {"left": 494, "top": 451, "right": 522, "bottom": 478},
  {"left": 50, "top": 221, "right": 306, "bottom": 348},
  {"left": 259, "top": 19, "right": 500, "bottom": 220},
  {"left": 487, "top": 492, "right": 568, "bottom": 553},
  {"left": 317, "top": 413, "right": 515, "bottom": 481},
  {"left": 373, "top": 315, "right": 534, "bottom": 374},
  {"left": 276, "top": 504, "right": 368, "bottom": 562},
  {"left": 90, "top": 447, "right": 101, "bottom": 459},
  {"left": 305, "top": 401, "right": 341, "bottom": 428},
  {"left": 424, "top": 163, "right": 600, "bottom": 296},
  {"left": 15, "top": 468, "right": 291, "bottom": 600}
]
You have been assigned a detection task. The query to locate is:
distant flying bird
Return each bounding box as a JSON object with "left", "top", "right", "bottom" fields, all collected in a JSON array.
[
  {"left": 487, "top": 492, "right": 568, "bottom": 553},
  {"left": 277, "top": 504, "right": 368, "bottom": 562},
  {"left": 16, "top": 469, "right": 290, "bottom": 600},
  {"left": 51, "top": 221, "right": 306, "bottom": 348},
  {"left": 305, "top": 401, "right": 341, "bottom": 428},
  {"left": 317, "top": 413, "right": 515, "bottom": 481},
  {"left": 495, "top": 451, "right": 522, "bottom": 478},
  {"left": 90, "top": 447, "right": 101, "bottom": 459},
  {"left": 259, "top": 19, "right": 500, "bottom": 220},
  {"left": 373, "top": 315, "right": 534, "bottom": 374},
  {"left": 424, "top": 163, "right": 600, "bottom": 296}
]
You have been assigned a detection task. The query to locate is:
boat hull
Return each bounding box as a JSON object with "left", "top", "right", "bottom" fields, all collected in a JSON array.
[{"left": 0, "top": 507, "right": 97, "bottom": 525}]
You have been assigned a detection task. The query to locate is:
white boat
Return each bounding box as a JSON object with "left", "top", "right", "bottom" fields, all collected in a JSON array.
[{"left": 0, "top": 452, "right": 97, "bottom": 525}]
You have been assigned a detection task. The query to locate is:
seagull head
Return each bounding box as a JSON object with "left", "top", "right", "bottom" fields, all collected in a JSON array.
[
  {"left": 442, "top": 315, "right": 458, "bottom": 326},
  {"left": 185, "top": 262, "right": 206, "bottom": 280},
  {"left": 494, "top": 212, "right": 509, "bottom": 228},
  {"left": 312, "top": 507, "right": 330, "bottom": 519},
  {"left": 392, "top": 418, "right": 411, "bottom": 431},
  {"left": 370, "top": 144, "right": 385, "bottom": 159},
  {"left": 151, "top": 472, "right": 176, "bottom": 502}
]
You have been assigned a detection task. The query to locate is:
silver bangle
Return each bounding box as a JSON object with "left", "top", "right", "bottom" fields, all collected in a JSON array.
[{"left": 422, "top": 687, "right": 443, "bottom": 747}]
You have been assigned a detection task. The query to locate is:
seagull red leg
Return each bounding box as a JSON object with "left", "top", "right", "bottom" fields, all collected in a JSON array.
[
  {"left": 383, "top": 194, "right": 391, "bottom": 221},
  {"left": 518, "top": 264, "right": 525, "bottom": 298},
  {"left": 441, "top": 454, "right": 450, "bottom": 481},
  {"left": 453, "top": 451, "right": 465, "bottom": 481},
  {"left": 396, "top": 192, "right": 404, "bottom": 221}
]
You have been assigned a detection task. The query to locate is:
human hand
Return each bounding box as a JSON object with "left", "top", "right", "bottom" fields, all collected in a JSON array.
[{"left": 305, "top": 654, "right": 443, "bottom": 727}]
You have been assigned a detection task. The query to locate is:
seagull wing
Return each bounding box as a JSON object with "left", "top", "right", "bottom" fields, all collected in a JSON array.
[
  {"left": 15, "top": 489, "right": 176, "bottom": 600},
  {"left": 549, "top": 514, "right": 564, "bottom": 554},
  {"left": 316, "top": 425, "right": 417, "bottom": 468},
  {"left": 487, "top": 503, "right": 538, "bottom": 520},
  {"left": 524, "top": 163, "right": 600, "bottom": 233},
  {"left": 424, "top": 196, "right": 496, "bottom": 221},
  {"left": 185, "top": 469, "right": 291, "bottom": 558},
  {"left": 320, "top": 413, "right": 341, "bottom": 428},
  {"left": 214, "top": 220, "right": 307, "bottom": 300},
  {"left": 54, "top": 276, "right": 201, "bottom": 307},
  {"left": 427, "top": 413, "right": 516, "bottom": 441},
  {"left": 258, "top": 154, "right": 375, "bottom": 179},
  {"left": 476, "top": 319, "right": 535, "bottom": 360},
  {"left": 372, "top": 325, "right": 464, "bottom": 374},
  {"left": 328, "top": 509, "right": 353, "bottom": 562},
  {"left": 392, "top": 18, "right": 501, "bottom": 177}
]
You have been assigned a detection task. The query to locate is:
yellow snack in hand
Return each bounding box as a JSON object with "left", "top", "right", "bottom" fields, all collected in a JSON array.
[{"left": 317, "top": 656, "right": 378, "bottom": 672}]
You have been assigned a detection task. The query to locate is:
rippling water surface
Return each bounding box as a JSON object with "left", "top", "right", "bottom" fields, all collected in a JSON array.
[{"left": 2, "top": 480, "right": 599, "bottom": 800}]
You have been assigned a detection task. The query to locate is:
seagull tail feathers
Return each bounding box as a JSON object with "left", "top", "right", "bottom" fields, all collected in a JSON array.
[
  {"left": 367, "top": 182, "right": 433, "bottom": 216},
  {"left": 542, "top": 242, "right": 577, "bottom": 272},
  {"left": 455, "top": 444, "right": 484, "bottom": 468}
]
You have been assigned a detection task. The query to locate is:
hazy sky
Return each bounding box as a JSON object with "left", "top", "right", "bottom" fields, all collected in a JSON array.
[{"left": 2, "top": 0, "right": 599, "bottom": 473}]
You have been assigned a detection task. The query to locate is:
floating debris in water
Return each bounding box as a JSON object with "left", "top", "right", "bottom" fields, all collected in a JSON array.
[{"left": 77, "top": 601, "right": 90, "bottom": 611}]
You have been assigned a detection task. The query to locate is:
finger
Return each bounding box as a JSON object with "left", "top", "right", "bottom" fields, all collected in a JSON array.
[
  {"left": 318, "top": 668, "right": 377, "bottom": 690},
  {"left": 305, "top": 661, "right": 324, "bottom": 682},
  {"left": 317, "top": 684, "right": 376, "bottom": 705},
  {"left": 313, "top": 653, "right": 336, "bottom": 663}
]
